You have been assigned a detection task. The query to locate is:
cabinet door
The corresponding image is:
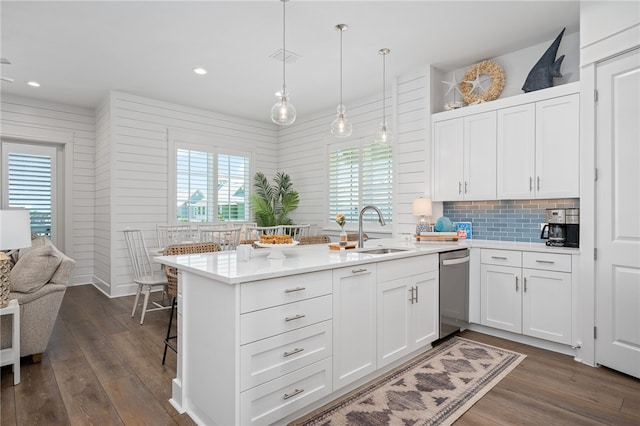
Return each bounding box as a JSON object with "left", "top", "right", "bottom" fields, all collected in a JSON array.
[
  {"left": 497, "top": 103, "right": 536, "bottom": 199},
  {"left": 410, "top": 271, "right": 439, "bottom": 350},
  {"left": 433, "top": 118, "right": 464, "bottom": 201},
  {"left": 332, "top": 266, "right": 377, "bottom": 390},
  {"left": 535, "top": 94, "right": 580, "bottom": 198},
  {"left": 377, "top": 278, "right": 411, "bottom": 368},
  {"left": 481, "top": 264, "right": 522, "bottom": 333},
  {"left": 464, "top": 111, "right": 497, "bottom": 200},
  {"left": 522, "top": 268, "right": 572, "bottom": 345}
]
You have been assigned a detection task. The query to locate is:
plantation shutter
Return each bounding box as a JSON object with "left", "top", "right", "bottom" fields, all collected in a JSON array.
[
  {"left": 218, "top": 154, "right": 250, "bottom": 221},
  {"left": 8, "top": 152, "right": 53, "bottom": 235},
  {"left": 328, "top": 142, "right": 392, "bottom": 228}
]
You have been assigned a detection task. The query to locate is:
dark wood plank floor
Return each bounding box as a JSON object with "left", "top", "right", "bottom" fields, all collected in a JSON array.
[{"left": 2, "top": 284, "right": 639, "bottom": 425}]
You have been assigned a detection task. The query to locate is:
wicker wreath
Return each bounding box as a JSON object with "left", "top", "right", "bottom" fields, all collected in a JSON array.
[{"left": 458, "top": 60, "right": 505, "bottom": 104}]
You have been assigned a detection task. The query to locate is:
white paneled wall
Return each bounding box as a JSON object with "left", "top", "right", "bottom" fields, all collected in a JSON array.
[
  {"left": 0, "top": 94, "right": 95, "bottom": 285},
  {"left": 278, "top": 68, "right": 432, "bottom": 237},
  {"left": 93, "top": 97, "right": 111, "bottom": 292},
  {"left": 109, "top": 92, "right": 278, "bottom": 296}
]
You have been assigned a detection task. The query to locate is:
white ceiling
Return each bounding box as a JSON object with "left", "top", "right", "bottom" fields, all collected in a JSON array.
[{"left": 0, "top": 1, "right": 580, "bottom": 124}]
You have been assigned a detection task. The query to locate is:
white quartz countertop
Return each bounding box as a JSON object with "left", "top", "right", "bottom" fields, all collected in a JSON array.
[{"left": 154, "top": 237, "right": 579, "bottom": 285}]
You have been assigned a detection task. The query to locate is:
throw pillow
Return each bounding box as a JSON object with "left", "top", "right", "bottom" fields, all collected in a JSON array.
[{"left": 10, "top": 246, "right": 62, "bottom": 293}]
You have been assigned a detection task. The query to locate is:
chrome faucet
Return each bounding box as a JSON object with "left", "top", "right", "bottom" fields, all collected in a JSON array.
[{"left": 358, "top": 205, "right": 386, "bottom": 248}]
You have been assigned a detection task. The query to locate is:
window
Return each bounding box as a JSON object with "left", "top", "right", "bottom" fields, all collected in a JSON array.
[
  {"left": 328, "top": 141, "right": 392, "bottom": 228},
  {"left": 175, "top": 148, "right": 250, "bottom": 223},
  {"left": 1, "top": 142, "right": 58, "bottom": 241}
]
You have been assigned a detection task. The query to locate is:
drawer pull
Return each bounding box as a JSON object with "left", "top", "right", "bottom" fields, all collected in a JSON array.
[
  {"left": 491, "top": 256, "right": 508, "bottom": 260},
  {"left": 284, "top": 286, "right": 306, "bottom": 293},
  {"left": 285, "top": 314, "right": 306, "bottom": 322},
  {"left": 351, "top": 268, "right": 368, "bottom": 274},
  {"left": 535, "top": 260, "right": 555, "bottom": 264},
  {"left": 283, "top": 347, "right": 304, "bottom": 358},
  {"left": 283, "top": 388, "right": 304, "bottom": 400}
]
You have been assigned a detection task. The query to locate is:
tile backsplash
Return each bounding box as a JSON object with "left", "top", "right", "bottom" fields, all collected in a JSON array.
[{"left": 442, "top": 198, "right": 579, "bottom": 243}]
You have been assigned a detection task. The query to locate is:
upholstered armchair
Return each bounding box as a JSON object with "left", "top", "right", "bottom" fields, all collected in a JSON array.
[{"left": 0, "top": 236, "right": 75, "bottom": 362}]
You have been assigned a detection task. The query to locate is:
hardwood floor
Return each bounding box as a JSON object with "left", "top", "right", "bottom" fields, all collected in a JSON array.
[{"left": 1, "top": 284, "right": 639, "bottom": 425}]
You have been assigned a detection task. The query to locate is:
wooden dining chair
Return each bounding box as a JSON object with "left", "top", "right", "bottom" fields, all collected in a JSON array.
[
  {"left": 162, "top": 242, "right": 222, "bottom": 364},
  {"left": 156, "top": 224, "right": 193, "bottom": 249},
  {"left": 199, "top": 227, "right": 242, "bottom": 251},
  {"left": 123, "top": 229, "right": 171, "bottom": 325}
]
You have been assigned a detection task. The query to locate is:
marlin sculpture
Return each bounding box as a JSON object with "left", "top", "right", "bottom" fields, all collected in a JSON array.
[{"left": 522, "top": 28, "right": 566, "bottom": 93}]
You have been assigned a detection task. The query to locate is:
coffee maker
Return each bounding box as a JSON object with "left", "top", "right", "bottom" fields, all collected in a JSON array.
[
  {"left": 540, "top": 208, "right": 580, "bottom": 247},
  {"left": 540, "top": 209, "right": 566, "bottom": 246}
]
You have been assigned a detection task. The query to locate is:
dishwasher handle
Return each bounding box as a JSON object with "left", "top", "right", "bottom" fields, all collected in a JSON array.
[{"left": 442, "top": 256, "right": 470, "bottom": 266}]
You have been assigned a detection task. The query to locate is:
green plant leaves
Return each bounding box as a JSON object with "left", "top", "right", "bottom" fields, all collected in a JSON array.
[{"left": 250, "top": 171, "right": 300, "bottom": 226}]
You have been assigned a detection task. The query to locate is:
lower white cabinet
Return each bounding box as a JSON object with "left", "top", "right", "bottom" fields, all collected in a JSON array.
[
  {"left": 376, "top": 255, "right": 439, "bottom": 368},
  {"left": 480, "top": 249, "right": 573, "bottom": 345},
  {"left": 332, "top": 265, "right": 377, "bottom": 390}
]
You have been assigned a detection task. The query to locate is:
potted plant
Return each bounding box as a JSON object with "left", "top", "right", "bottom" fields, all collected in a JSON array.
[{"left": 250, "top": 171, "right": 299, "bottom": 227}]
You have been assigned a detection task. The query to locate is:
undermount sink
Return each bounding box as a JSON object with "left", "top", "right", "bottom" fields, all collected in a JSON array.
[{"left": 357, "top": 247, "right": 409, "bottom": 255}]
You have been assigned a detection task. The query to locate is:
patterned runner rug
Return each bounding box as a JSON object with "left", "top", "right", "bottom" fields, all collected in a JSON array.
[{"left": 289, "top": 337, "right": 526, "bottom": 426}]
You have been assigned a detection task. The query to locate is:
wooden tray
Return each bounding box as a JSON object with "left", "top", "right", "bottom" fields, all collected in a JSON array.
[
  {"left": 415, "top": 234, "right": 459, "bottom": 241},
  {"left": 329, "top": 242, "right": 357, "bottom": 250}
]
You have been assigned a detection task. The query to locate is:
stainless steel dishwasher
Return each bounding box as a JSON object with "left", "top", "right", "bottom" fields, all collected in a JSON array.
[{"left": 439, "top": 249, "right": 470, "bottom": 339}]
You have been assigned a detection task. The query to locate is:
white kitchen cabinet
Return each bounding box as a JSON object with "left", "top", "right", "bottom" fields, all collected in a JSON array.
[
  {"left": 433, "top": 111, "right": 497, "bottom": 201},
  {"left": 332, "top": 265, "right": 377, "bottom": 390},
  {"left": 480, "top": 249, "right": 573, "bottom": 345},
  {"left": 497, "top": 93, "right": 580, "bottom": 199},
  {"left": 376, "top": 256, "right": 439, "bottom": 368}
]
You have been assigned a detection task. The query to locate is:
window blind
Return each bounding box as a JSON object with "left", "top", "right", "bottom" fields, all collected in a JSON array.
[{"left": 8, "top": 153, "right": 52, "bottom": 235}]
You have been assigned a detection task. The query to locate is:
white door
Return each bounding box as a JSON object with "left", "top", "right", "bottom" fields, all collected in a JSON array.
[
  {"left": 410, "top": 271, "right": 439, "bottom": 349},
  {"left": 535, "top": 94, "right": 580, "bottom": 198},
  {"left": 377, "top": 278, "right": 410, "bottom": 368},
  {"left": 464, "top": 111, "right": 497, "bottom": 200},
  {"left": 433, "top": 118, "right": 464, "bottom": 201},
  {"left": 1, "top": 142, "right": 58, "bottom": 245},
  {"left": 595, "top": 48, "right": 640, "bottom": 379},
  {"left": 497, "top": 103, "right": 536, "bottom": 199},
  {"left": 481, "top": 264, "right": 522, "bottom": 333}
]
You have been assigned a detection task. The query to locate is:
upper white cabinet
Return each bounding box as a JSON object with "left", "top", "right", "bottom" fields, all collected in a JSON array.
[
  {"left": 497, "top": 94, "right": 580, "bottom": 199},
  {"left": 433, "top": 111, "right": 497, "bottom": 201},
  {"left": 432, "top": 83, "right": 580, "bottom": 202}
]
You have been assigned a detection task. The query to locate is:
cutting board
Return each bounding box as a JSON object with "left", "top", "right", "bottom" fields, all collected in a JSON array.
[
  {"left": 415, "top": 233, "right": 459, "bottom": 241},
  {"left": 329, "top": 242, "right": 357, "bottom": 250}
]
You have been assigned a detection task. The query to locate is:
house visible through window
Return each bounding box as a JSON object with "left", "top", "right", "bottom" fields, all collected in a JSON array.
[
  {"left": 328, "top": 141, "right": 392, "bottom": 228},
  {"left": 176, "top": 148, "right": 250, "bottom": 223}
]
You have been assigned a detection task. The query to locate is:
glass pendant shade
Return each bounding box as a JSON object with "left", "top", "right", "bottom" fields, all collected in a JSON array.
[
  {"left": 271, "top": 0, "right": 296, "bottom": 126},
  {"left": 271, "top": 92, "right": 296, "bottom": 125},
  {"left": 331, "top": 104, "right": 353, "bottom": 137},
  {"left": 375, "top": 48, "right": 392, "bottom": 144}
]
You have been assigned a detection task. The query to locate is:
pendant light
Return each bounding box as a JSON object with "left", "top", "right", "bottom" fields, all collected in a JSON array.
[
  {"left": 374, "top": 48, "right": 392, "bottom": 144},
  {"left": 331, "top": 24, "right": 352, "bottom": 137},
  {"left": 271, "top": 0, "right": 296, "bottom": 125}
]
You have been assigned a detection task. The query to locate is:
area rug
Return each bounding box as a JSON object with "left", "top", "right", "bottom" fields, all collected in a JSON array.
[{"left": 289, "top": 337, "right": 525, "bottom": 426}]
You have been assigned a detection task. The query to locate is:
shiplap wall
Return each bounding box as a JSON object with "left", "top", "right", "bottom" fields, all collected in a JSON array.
[
  {"left": 108, "top": 92, "right": 278, "bottom": 297},
  {"left": 278, "top": 67, "right": 432, "bottom": 238},
  {"left": 0, "top": 94, "right": 95, "bottom": 285},
  {"left": 93, "top": 97, "right": 111, "bottom": 293}
]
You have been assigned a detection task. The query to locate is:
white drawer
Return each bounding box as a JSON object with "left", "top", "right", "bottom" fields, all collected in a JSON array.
[
  {"left": 481, "top": 249, "right": 521, "bottom": 267},
  {"left": 240, "top": 321, "right": 333, "bottom": 391},
  {"left": 240, "top": 357, "right": 332, "bottom": 426},
  {"left": 377, "top": 254, "right": 438, "bottom": 282},
  {"left": 241, "top": 271, "right": 332, "bottom": 313},
  {"left": 522, "top": 251, "right": 571, "bottom": 273},
  {"left": 241, "top": 295, "right": 332, "bottom": 344}
]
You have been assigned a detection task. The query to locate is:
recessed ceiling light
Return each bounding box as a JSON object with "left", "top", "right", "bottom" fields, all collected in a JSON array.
[
  {"left": 27, "top": 81, "right": 40, "bottom": 87},
  {"left": 193, "top": 67, "right": 208, "bottom": 75}
]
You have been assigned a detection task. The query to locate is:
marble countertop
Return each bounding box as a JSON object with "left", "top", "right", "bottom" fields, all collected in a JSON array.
[{"left": 154, "top": 237, "right": 580, "bottom": 285}]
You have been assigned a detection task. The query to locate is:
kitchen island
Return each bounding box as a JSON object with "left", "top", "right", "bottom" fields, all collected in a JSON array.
[{"left": 155, "top": 238, "right": 580, "bottom": 425}]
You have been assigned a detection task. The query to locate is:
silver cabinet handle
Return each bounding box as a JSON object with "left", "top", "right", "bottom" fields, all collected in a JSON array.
[
  {"left": 464, "top": 181, "right": 468, "bottom": 194},
  {"left": 529, "top": 177, "right": 533, "bottom": 192},
  {"left": 285, "top": 286, "right": 306, "bottom": 293},
  {"left": 283, "top": 347, "right": 304, "bottom": 358},
  {"left": 283, "top": 388, "right": 304, "bottom": 400},
  {"left": 285, "top": 314, "right": 306, "bottom": 322},
  {"left": 515, "top": 276, "right": 519, "bottom": 291},
  {"left": 537, "top": 176, "right": 540, "bottom": 191},
  {"left": 408, "top": 287, "right": 414, "bottom": 303},
  {"left": 524, "top": 277, "right": 527, "bottom": 292},
  {"left": 351, "top": 268, "right": 368, "bottom": 274},
  {"left": 458, "top": 181, "right": 462, "bottom": 194},
  {"left": 491, "top": 256, "right": 508, "bottom": 260},
  {"left": 535, "top": 260, "right": 555, "bottom": 264},
  {"left": 415, "top": 285, "right": 419, "bottom": 303}
]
